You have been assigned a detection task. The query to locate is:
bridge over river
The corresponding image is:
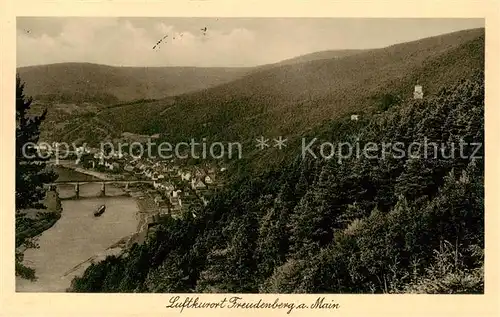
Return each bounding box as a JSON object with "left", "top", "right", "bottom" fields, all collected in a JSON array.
[{"left": 47, "top": 179, "right": 156, "bottom": 199}]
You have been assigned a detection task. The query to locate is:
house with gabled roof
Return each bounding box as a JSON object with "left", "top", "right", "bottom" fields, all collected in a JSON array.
[
  {"left": 204, "top": 175, "right": 214, "bottom": 184},
  {"left": 191, "top": 178, "right": 207, "bottom": 190}
]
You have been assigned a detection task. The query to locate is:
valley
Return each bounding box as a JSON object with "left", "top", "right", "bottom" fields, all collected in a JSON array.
[
  {"left": 22, "top": 28, "right": 484, "bottom": 171},
  {"left": 15, "top": 24, "right": 485, "bottom": 294}
]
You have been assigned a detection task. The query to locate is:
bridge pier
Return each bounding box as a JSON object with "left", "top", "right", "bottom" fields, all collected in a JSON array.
[
  {"left": 74, "top": 183, "right": 80, "bottom": 199},
  {"left": 125, "top": 182, "right": 129, "bottom": 190}
]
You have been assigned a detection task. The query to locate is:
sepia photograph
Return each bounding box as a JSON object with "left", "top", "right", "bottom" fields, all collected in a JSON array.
[
  {"left": 0, "top": 2, "right": 496, "bottom": 313},
  {"left": 13, "top": 17, "right": 486, "bottom": 296},
  {"left": 12, "top": 17, "right": 487, "bottom": 296}
]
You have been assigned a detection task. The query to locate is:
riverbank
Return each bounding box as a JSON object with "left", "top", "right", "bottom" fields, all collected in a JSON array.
[
  {"left": 87, "top": 194, "right": 154, "bottom": 254},
  {"left": 72, "top": 167, "right": 115, "bottom": 180},
  {"left": 128, "top": 192, "right": 157, "bottom": 247},
  {"left": 15, "top": 211, "right": 61, "bottom": 281}
]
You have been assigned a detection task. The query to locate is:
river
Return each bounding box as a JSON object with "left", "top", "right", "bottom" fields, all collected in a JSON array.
[{"left": 16, "top": 169, "right": 140, "bottom": 292}]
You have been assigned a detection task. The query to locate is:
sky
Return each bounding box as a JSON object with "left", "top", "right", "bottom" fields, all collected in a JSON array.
[{"left": 17, "top": 18, "right": 484, "bottom": 68}]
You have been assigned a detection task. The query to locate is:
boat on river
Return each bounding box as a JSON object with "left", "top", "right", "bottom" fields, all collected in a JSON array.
[{"left": 94, "top": 205, "right": 106, "bottom": 217}]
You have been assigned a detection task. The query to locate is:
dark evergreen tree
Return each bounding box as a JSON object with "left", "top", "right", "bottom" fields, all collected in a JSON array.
[
  {"left": 15, "top": 75, "right": 59, "bottom": 280},
  {"left": 16, "top": 74, "right": 57, "bottom": 211}
]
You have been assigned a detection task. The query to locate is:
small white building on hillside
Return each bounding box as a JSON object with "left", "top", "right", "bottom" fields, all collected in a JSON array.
[{"left": 414, "top": 85, "right": 423, "bottom": 99}]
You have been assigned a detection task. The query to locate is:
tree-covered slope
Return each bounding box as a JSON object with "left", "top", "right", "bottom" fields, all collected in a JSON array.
[
  {"left": 60, "top": 28, "right": 484, "bottom": 160},
  {"left": 70, "top": 72, "right": 484, "bottom": 294},
  {"left": 17, "top": 49, "right": 364, "bottom": 106},
  {"left": 17, "top": 63, "right": 252, "bottom": 103}
]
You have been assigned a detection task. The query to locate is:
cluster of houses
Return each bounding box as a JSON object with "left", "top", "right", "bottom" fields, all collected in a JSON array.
[
  {"left": 74, "top": 147, "right": 226, "bottom": 215},
  {"left": 32, "top": 141, "right": 227, "bottom": 218},
  {"left": 125, "top": 158, "right": 225, "bottom": 214}
]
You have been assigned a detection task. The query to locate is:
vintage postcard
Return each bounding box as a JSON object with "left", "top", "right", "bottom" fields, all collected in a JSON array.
[{"left": 1, "top": 1, "right": 499, "bottom": 316}]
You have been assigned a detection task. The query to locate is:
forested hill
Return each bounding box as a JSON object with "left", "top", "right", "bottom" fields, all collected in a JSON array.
[
  {"left": 70, "top": 72, "right": 484, "bottom": 294},
  {"left": 16, "top": 50, "right": 363, "bottom": 105}
]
